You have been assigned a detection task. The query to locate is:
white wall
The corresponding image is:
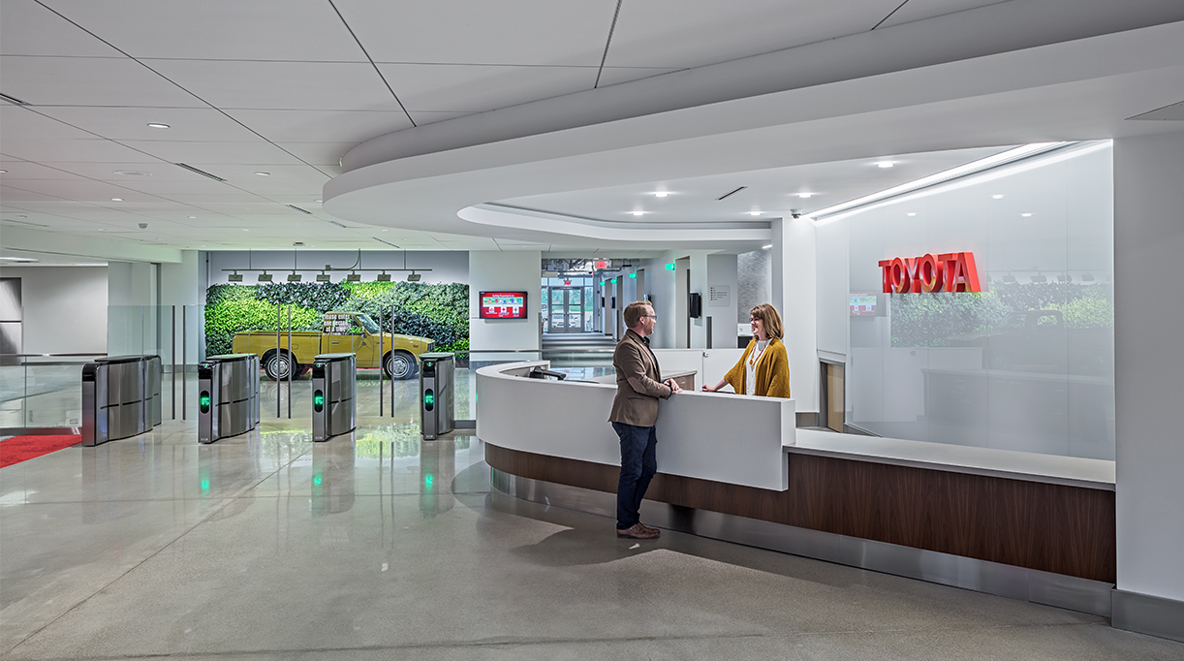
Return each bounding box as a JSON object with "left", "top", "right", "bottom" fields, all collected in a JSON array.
[
  {"left": 815, "top": 220, "right": 849, "bottom": 357},
  {"left": 706, "top": 253, "right": 738, "bottom": 349},
  {"left": 1114, "top": 130, "right": 1184, "bottom": 604},
  {"left": 0, "top": 267, "right": 107, "bottom": 354},
  {"left": 161, "top": 250, "right": 201, "bottom": 367},
  {"left": 772, "top": 218, "right": 820, "bottom": 413},
  {"left": 107, "top": 261, "right": 158, "bottom": 356},
  {"left": 643, "top": 257, "right": 677, "bottom": 348},
  {"left": 469, "top": 251, "right": 541, "bottom": 352}
]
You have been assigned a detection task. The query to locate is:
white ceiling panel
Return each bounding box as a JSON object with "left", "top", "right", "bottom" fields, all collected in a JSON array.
[
  {"left": 408, "top": 111, "right": 472, "bottom": 126},
  {"left": 1, "top": 138, "right": 163, "bottom": 163},
  {"left": 878, "top": 0, "right": 1010, "bottom": 28},
  {"left": 378, "top": 64, "right": 598, "bottom": 112},
  {"left": 0, "top": 160, "right": 93, "bottom": 180},
  {"left": 106, "top": 177, "right": 247, "bottom": 197},
  {"left": 39, "top": 0, "right": 364, "bottom": 62},
  {"left": 1, "top": 55, "right": 202, "bottom": 107},
  {"left": 595, "top": 67, "right": 682, "bottom": 88},
  {"left": 1, "top": 184, "right": 79, "bottom": 202},
  {"left": 35, "top": 107, "right": 262, "bottom": 142},
  {"left": 0, "top": 177, "right": 144, "bottom": 200},
  {"left": 44, "top": 161, "right": 232, "bottom": 181},
  {"left": 115, "top": 140, "right": 305, "bottom": 166},
  {"left": 183, "top": 164, "right": 329, "bottom": 186},
  {"left": 274, "top": 143, "right": 352, "bottom": 167},
  {"left": 335, "top": 0, "right": 614, "bottom": 66},
  {"left": 605, "top": 0, "right": 901, "bottom": 68},
  {"left": 0, "top": 0, "right": 123, "bottom": 57},
  {"left": 223, "top": 109, "right": 412, "bottom": 144},
  {"left": 1, "top": 106, "right": 101, "bottom": 140},
  {"left": 155, "top": 193, "right": 269, "bottom": 205},
  {"left": 144, "top": 59, "right": 404, "bottom": 112}
]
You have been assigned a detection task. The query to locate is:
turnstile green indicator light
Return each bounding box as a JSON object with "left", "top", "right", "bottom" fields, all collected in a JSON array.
[
  {"left": 611, "top": 278, "right": 618, "bottom": 284},
  {"left": 425, "top": 473, "right": 433, "bottom": 490},
  {"left": 629, "top": 273, "right": 636, "bottom": 279},
  {"left": 201, "top": 478, "right": 210, "bottom": 491},
  {"left": 313, "top": 474, "right": 322, "bottom": 486},
  {"left": 199, "top": 392, "right": 211, "bottom": 414},
  {"left": 424, "top": 388, "right": 435, "bottom": 411},
  {"left": 665, "top": 263, "right": 675, "bottom": 270},
  {"left": 313, "top": 390, "right": 325, "bottom": 412}
]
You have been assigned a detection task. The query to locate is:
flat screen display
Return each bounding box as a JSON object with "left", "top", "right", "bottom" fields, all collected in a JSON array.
[
  {"left": 480, "top": 291, "right": 528, "bottom": 319},
  {"left": 850, "top": 293, "right": 877, "bottom": 316}
]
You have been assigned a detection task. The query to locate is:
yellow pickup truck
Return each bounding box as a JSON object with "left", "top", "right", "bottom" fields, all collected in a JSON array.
[{"left": 232, "top": 311, "right": 434, "bottom": 380}]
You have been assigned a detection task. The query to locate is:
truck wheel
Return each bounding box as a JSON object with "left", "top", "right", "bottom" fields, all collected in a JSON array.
[
  {"left": 384, "top": 351, "right": 416, "bottom": 380},
  {"left": 264, "top": 351, "right": 296, "bottom": 381}
]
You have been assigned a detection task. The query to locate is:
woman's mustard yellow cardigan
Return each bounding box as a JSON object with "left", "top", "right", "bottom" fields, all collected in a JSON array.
[{"left": 724, "top": 337, "right": 791, "bottom": 398}]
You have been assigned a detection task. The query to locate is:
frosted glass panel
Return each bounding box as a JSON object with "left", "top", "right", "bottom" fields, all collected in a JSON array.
[{"left": 845, "top": 143, "right": 1114, "bottom": 459}]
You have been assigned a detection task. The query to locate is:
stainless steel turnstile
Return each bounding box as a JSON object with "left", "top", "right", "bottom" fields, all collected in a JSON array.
[
  {"left": 198, "top": 353, "right": 260, "bottom": 444},
  {"left": 311, "top": 353, "right": 356, "bottom": 442},
  {"left": 82, "top": 355, "right": 163, "bottom": 447},
  {"left": 419, "top": 352, "right": 454, "bottom": 440}
]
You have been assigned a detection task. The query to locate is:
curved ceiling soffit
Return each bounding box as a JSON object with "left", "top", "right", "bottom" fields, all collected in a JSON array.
[
  {"left": 323, "top": 18, "right": 1184, "bottom": 245},
  {"left": 338, "top": 0, "right": 1184, "bottom": 173},
  {"left": 457, "top": 205, "right": 772, "bottom": 245}
]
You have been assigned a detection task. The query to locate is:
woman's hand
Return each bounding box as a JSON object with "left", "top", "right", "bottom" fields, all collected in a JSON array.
[{"left": 701, "top": 383, "right": 718, "bottom": 392}]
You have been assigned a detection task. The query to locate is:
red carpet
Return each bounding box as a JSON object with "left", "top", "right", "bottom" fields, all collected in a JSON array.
[{"left": 0, "top": 435, "right": 82, "bottom": 469}]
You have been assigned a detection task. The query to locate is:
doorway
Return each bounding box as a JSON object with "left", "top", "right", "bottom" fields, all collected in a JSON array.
[
  {"left": 545, "top": 287, "right": 592, "bottom": 333},
  {"left": 823, "top": 362, "right": 845, "bottom": 432}
]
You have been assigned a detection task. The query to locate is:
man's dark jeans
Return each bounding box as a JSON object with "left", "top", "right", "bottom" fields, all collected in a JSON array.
[{"left": 612, "top": 421, "right": 657, "bottom": 530}]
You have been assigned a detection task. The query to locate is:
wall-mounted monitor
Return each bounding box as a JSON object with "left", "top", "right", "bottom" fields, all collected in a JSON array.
[
  {"left": 479, "top": 291, "right": 528, "bottom": 319},
  {"left": 850, "top": 292, "right": 878, "bottom": 316}
]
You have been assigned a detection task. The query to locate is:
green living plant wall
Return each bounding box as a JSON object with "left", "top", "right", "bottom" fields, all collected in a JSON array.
[{"left": 204, "top": 281, "right": 469, "bottom": 357}]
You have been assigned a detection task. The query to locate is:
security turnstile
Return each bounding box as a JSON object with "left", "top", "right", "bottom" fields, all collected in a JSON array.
[
  {"left": 198, "top": 353, "right": 260, "bottom": 444},
  {"left": 419, "top": 352, "right": 454, "bottom": 440},
  {"left": 82, "top": 355, "right": 163, "bottom": 447},
  {"left": 311, "top": 353, "right": 356, "bottom": 442}
]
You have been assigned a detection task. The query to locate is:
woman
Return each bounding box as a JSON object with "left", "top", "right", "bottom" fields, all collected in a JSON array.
[{"left": 702, "top": 304, "right": 791, "bottom": 398}]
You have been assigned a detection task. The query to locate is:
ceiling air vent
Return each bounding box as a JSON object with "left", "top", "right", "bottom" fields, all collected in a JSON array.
[
  {"left": 174, "top": 163, "right": 226, "bottom": 182},
  {"left": 372, "top": 236, "right": 400, "bottom": 248},
  {"left": 717, "top": 186, "right": 747, "bottom": 201},
  {"left": 286, "top": 205, "right": 313, "bottom": 215},
  {"left": 0, "top": 93, "right": 28, "bottom": 105},
  {"left": 326, "top": 219, "right": 347, "bottom": 227}
]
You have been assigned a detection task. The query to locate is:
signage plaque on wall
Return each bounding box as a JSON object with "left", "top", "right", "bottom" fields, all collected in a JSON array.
[{"left": 877, "top": 252, "right": 981, "bottom": 293}]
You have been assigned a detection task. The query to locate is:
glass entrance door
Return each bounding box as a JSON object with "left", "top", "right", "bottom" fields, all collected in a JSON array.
[{"left": 545, "top": 287, "right": 587, "bottom": 333}]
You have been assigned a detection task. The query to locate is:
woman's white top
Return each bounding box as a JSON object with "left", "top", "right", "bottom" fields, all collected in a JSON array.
[{"left": 745, "top": 339, "right": 770, "bottom": 396}]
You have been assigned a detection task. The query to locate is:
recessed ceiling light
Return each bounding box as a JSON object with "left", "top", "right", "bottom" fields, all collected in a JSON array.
[
  {"left": 748, "top": 211, "right": 762, "bottom": 216},
  {"left": 876, "top": 161, "right": 895, "bottom": 168},
  {"left": 147, "top": 123, "right": 170, "bottom": 129},
  {"left": 115, "top": 170, "right": 150, "bottom": 177},
  {"left": 992, "top": 194, "right": 1004, "bottom": 199},
  {"left": 111, "top": 198, "right": 123, "bottom": 201},
  {"left": 314, "top": 199, "right": 322, "bottom": 203},
  {"left": 762, "top": 244, "right": 773, "bottom": 250},
  {"left": 907, "top": 212, "right": 917, "bottom": 216},
  {"left": 653, "top": 191, "right": 669, "bottom": 198},
  {"left": 254, "top": 171, "right": 270, "bottom": 176},
  {"left": 16, "top": 215, "right": 27, "bottom": 218},
  {"left": 188, "top": 215, "right": 197, "bottom": 219},
  {"left": 242, "top": 228, "right": 249, "bottom": 231},
  {"left": 629, "top": 211, "right": 647, "bottom": 216},
  {"left": 0, "top": 169, "right": 7, "bottom": 173},
  {"left": 797, "top": 193, "right": 814, "bottom": 198},
  {"left": 381, "top": 229, "right": 388, "bottom": 232},
  {"left": 1021, "top": 213, "right": 1033, "bottom": 217}
]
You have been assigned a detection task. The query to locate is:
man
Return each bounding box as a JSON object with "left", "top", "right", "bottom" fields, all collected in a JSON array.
[{"left": 609, "top": 300, "right": 681, "bottom": 539}]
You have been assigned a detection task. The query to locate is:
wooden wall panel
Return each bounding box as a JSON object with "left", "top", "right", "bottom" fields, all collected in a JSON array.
[{"left": 484, "top": 443, "right": 1116, "bottom": 582}]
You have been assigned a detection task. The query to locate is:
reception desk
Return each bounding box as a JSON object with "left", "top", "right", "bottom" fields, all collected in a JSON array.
[{"left": 477, "top": 361, "right": 1116, "bottom": 617}]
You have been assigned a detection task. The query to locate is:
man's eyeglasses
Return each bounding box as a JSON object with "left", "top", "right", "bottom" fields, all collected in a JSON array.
[{"left": 642, "top": 314, "right": 658, "bottom": 319}]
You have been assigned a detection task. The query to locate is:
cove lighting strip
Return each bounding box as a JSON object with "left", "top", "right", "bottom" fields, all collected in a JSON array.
[{"left": 806, "top": 142, "right": 1069, "bottom": 223}]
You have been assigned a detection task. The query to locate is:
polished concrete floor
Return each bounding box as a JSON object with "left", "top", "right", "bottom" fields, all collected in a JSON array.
[{"left": 2, "top": 419, "right": 1183, "bottom": 660}]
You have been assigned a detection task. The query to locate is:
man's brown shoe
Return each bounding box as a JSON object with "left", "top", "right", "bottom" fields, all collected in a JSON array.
[
  {"left": 638, "top": 523, "right": 660, "bottom": 535},
  {"left": 616, "top": 523, "right": 659, "bottom": 539}
]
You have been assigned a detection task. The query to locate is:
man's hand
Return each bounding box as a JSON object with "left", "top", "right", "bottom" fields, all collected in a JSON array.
[{"left": 665, "top": 378, "right": 682, "bottom": 393}]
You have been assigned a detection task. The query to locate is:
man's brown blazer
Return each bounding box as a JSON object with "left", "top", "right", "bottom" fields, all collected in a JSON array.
[{"left": 609, "top": 329, "right": 672, "bottom": 427}]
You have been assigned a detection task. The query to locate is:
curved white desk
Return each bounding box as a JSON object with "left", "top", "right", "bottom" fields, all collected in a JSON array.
[{"left": 476, "top": 360, "right": 795, "bottom": 491}]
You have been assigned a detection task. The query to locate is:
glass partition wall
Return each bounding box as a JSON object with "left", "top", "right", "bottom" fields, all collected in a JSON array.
[{"left": 826, "top": 142, "right": 1115, "bottom": 459}]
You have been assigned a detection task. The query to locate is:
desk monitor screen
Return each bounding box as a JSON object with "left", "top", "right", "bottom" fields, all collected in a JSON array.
[{"left": 480, "top": 291, "right": 528, "bottom": 319}]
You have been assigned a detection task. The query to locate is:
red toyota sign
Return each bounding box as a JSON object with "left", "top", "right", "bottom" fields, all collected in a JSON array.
[{"left": 878, "top": 252, "right": 981, "bottom": 293}]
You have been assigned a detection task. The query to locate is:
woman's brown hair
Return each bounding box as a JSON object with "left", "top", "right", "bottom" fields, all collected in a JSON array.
[{"left": 750, "top": 304, "right": 783, "bottom": 340}]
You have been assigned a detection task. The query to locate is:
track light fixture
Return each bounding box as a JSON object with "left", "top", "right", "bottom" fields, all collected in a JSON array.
[
  {"left": 257, "top": 272, "right": 273, "bottom": 282},
  {"left": 316, "top": 273, "right": 331, "bottom": 282},
  {"left": 228, "top": 272, "right": 243, "bottom": 282}
]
